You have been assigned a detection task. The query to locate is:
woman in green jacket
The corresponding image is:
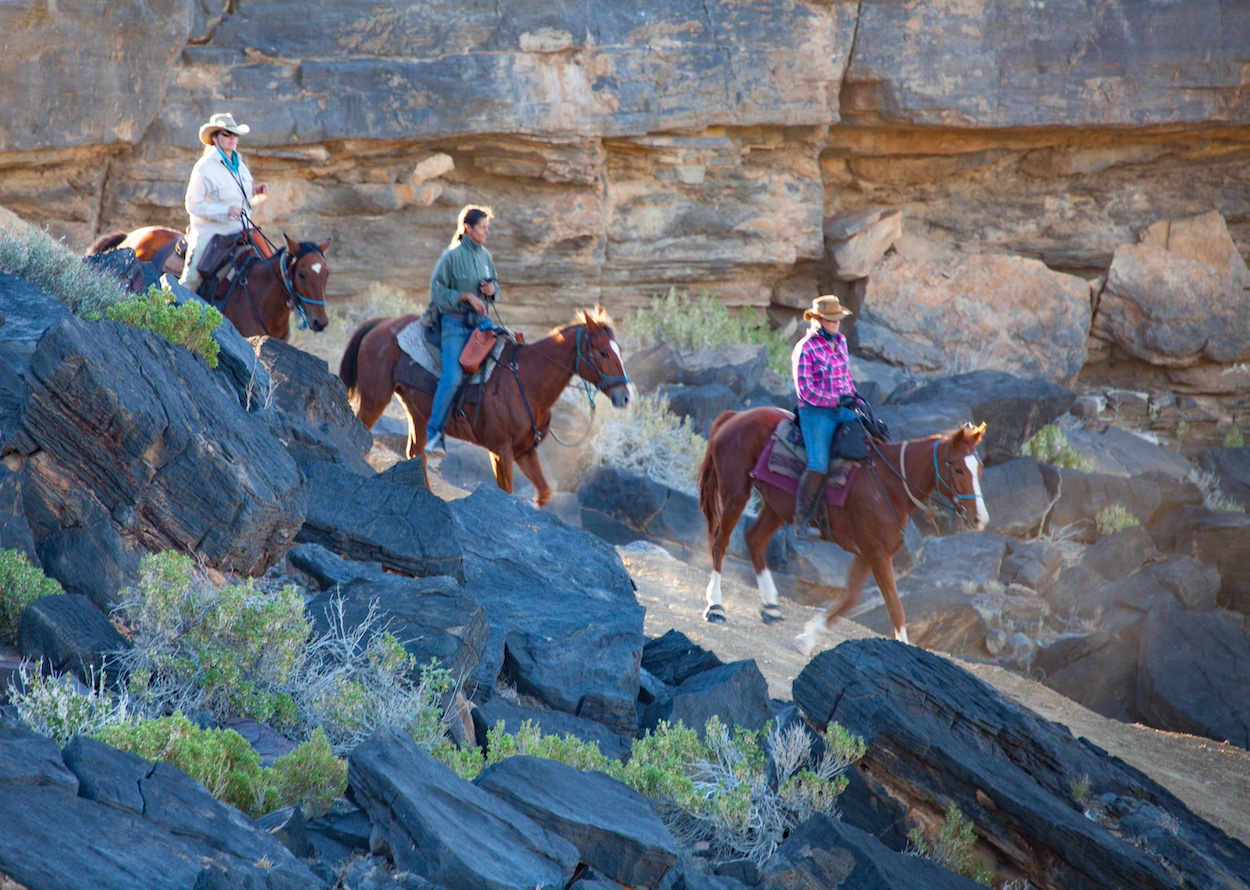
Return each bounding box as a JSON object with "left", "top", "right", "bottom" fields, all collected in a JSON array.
[{"left": 424, "top": 204, "right": 500, "bottom": 457}]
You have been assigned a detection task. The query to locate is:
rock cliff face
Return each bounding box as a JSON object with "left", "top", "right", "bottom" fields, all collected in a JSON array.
[{"left": 2, "top": 0, "right": 1248, "bottom": 334}]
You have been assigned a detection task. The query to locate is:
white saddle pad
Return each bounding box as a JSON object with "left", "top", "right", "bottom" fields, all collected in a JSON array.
[{"left": 396, "top": 320, "right": 508, "bottom": 384}]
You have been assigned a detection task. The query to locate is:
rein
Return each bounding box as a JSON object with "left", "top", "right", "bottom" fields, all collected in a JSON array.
[
  {"left": 868, "top": 435, "right": 971, "bottom": 530},
  {"left": 512, "top": 325, "right": 631, "bottom": 448},
  {"left": 236, "top": 215, "right": 327, "bottom": 335}
]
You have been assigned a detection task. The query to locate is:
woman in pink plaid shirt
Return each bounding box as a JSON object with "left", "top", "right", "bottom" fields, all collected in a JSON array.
[{"left": 791, "top": 295, "right": 859, "bottom": 537}]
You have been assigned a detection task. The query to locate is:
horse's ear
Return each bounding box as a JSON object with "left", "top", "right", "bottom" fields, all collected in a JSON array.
[
  {"left": 284, "top": 233, "right": 297, "bottom": 252},
  {"left": 963, "top": 421, "right": 987, "bottom": 444},
  {"left": 317, "top": 239, "right": 331, "bottom": 253}
]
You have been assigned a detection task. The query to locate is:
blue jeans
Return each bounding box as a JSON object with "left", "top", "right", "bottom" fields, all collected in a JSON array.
[
  {"left": 798, "top": 405, "right": 858, "bottom": 472},
  {"left": 426, "top": 314, "right": 474, "bottom": 438}
]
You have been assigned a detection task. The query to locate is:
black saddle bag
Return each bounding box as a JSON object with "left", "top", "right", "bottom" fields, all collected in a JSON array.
[
  {"left": 196, "top": 232, "right": 241, "bottom": 278},
  {"left": 832, "top": 420, "right": 869, "bottom": 461}
]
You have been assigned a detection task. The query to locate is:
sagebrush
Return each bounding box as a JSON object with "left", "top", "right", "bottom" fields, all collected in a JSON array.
[
  {"left": 0, "top": 548, "right": 63, "bottom": 643},
  {"left": 590, "top": 392, "right": 707, "bottom": 495},
  {"left": 908, "top": 801, "right": 995, "bottom": 885},
  {"left": 0, "top": 224, "right": 129, "bottom": 315},
  {"left": 102, "top": 285, "right": 223, "bottom": 368},
  {"left": 624, "top": 288, "right": 790, "bottom": 376},
  {"left": 1020, "top": 424, "right": 1092, "bottom": 471}
]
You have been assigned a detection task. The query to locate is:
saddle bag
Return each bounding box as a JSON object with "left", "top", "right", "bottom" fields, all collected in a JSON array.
[
  {"left": 196, "top": 232, "right": 243, "bottom": 277},
  {"left": 460, "top": 328, "right": 498, "bottom": 374},
  {"left": 832, "top": 420, "right": 869, "bottom": 462}
]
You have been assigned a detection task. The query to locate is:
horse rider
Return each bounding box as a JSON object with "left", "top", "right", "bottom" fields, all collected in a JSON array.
[
  {"left": 423, "top": 204, "right": 501, "bottom": 458},
  {"left": 792, "top": 295, "right": 860, "bottom": 538},
  {"left": 179, "top": 112, "right": 269, "bottom": 295}
]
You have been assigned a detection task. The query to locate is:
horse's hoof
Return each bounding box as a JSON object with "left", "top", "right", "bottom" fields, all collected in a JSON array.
[
  {"left": 793, "top": 632, "right": 815, "bottom": 656},
  {"left": 704, "top": 605, "right": 727, "bottom": 624},
  {"left": 760, "top": 607, "right": 784, "bottom": 625}
]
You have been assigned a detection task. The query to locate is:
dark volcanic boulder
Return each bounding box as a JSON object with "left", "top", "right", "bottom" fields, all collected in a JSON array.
[
  {"left": 16, "top": 594, "right": 131, "bottom": 685},
  {"left": 451, "top": 486, "right": 645, "bottom": 737},
  {"left": 348, "top": 726, "right": 579, "bottom": 890},
  {"left": 1136, "top": 609, "right": 1250, "bottom": 749},
  {"left": 577, "top": 465, "right": 708, "bottom": 550},
  {"left": 885, "top": 371, "right": 1074, "bottom": 465},
  {"left": 297, "top": 458, "right": 464, "bottom": 581},
  {"left": 641, "top": 629, "right": 725, "bottom": 687},
  {"left": 475, "top": 755, "right": 678, "bottom": 888},
  {"left": 1175, "top": 507, "right": 1250, "bottom": 615},
  {"left": 0, "top": 728, "right": 327, "bottom": 889},
  {"left": 6, "top": 314, "right": 306, "bottom": 576},
  {"left": 793, "top": 638, "right": 1250, "bottom": 890},
  {"left": 472, "top": 696, "right": 633, "bottom": 762},
  {"left": 644, "top": 659, "right": 773, "bottom": 738},
  {"left": 0, "top": 465, "right": 37, "bottom": 561},
  {"left": 253, "top": 335, "right": 374, "bottom": 475},
  {"left": 981, "top": 457, "right": 1056, "bottom": 538},
  {"left": 759, "top": 812, "right": 982, "bottom": 889}
]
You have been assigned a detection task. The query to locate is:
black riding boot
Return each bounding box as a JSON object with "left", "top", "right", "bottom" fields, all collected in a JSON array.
[{"left": 792, "top": 469, "right": 825, "bottom": 539}]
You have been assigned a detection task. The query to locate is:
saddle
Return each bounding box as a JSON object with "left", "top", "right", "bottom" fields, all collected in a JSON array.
[
  {"left": 394, "top": 318, "right": 515, "bottom": 417},
  {"left": 196, "top": 230, "right": 274, "bottom": 304},
  {"left": 750, "top": 417, "right": 861, "bottom": 507}
]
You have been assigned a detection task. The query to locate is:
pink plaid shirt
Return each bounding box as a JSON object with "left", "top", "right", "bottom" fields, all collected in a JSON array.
[{"left": 792, "top": 328, "right": 855, "bottom": 407}]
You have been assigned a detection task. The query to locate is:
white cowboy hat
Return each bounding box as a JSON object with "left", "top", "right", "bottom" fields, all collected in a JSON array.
[
  {"left": 803, "top": 295, "right": 853, "bottom": 322},
  {"left": 198, "top": 112, "right": 251, "bottom": 145}
]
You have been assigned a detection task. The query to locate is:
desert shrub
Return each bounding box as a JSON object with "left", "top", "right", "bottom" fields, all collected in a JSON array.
[
  {"left": 8, "top": 664, "right": 132, "bottom": 745},
  {"left": 624, "top": 288, "right": 790, "bottom": 376},
  {"left": 96, "top": 713, "right": 346, "bottom": 818},
  {"left": 103, "top": 284, "right": 223, "bottom": 368},
  {"left": 0, "top": 549, "right": 63, "bottom": 643},
  {"left": 117, "top": 552, "right": 309, "bottom": 728},
  {"left": 908, "top": 801, "right": 995, "bottom": 885},
  {"left": 264, "top": 727, "right": 348, "bottom": 818},
  {"left": 1094, "top": 505, "right": 1140, "bottom": 537},
  {"left": 0, "top": 224, "right": 129, "bottom": 315},
  {"left": 610, "top": 717, "right": 864, "bottom": 867},
  {"left": 291, "top": 595, "right": 454, "bottom": 755},
  {"left": 1193, "top": 470, "right": 1246, "bottom": 514},
  {"left": 1019, "top": 424, "right": 1092, "bottom": 471},
  {"left": 442, "top": 718, "right": 612, "bottom": 781},
  {"left": 1223, "top": 427, "right": 1244, "bottom": 449},
  {"left": 590, "top": 392, "right": 707, "bottom": 495}
]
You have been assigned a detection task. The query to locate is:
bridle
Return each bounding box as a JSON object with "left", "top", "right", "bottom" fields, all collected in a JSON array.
[
  {"left": 506, "top": 323, "right": 631, "bottom": 447},
  {"left": 233, "top": 217, "right": 327, "bottom": 338},
  {"left": 871, "top": 435, "right": 981, "bottom": 529}
]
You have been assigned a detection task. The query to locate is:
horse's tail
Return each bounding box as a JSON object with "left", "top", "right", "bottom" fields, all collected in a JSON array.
[
  {"left": 85, "top": 232, "right": 126, "bottom": 256},
  {"left": 698, "top": 410, "right": 738, "bottom": 540},
  {"left": 338, "top": 317, "right": 387, "bottom": 396}
]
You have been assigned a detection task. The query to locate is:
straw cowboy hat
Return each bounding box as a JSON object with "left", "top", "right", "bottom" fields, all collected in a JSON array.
[
  {"left": 198, "top": 112, "right": 251, "bottom": 145},
  {"left": 803, "top": 295, "right": 853, "bottom": 322}
]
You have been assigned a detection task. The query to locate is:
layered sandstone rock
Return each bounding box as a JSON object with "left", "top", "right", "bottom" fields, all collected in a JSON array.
[{"left": 1, "top": 0, "right": 1248, "bottom": 343}]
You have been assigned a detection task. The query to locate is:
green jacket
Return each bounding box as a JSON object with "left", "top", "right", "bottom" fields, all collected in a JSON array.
[{"left": 429, "top": 237, "right": 499, "bottom": 314}]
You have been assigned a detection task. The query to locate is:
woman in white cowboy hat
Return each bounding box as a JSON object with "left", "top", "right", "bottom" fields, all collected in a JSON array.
[
  {"left": 178, "top": 112, "right": 270, "bottom": 294},
  {"left": 791, "top": 294, "right": 860, "bottom": 537}
]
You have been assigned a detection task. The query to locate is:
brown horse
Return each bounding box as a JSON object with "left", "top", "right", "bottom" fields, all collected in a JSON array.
[
  {"left": 86, "top": 227, "right": 331, "bottom": 341},
  {"left": 339, "top": 307, "right": 631, "bottom": 506},
  {"left": 696, "top": 407, "right": 988, "bottom": 652}
]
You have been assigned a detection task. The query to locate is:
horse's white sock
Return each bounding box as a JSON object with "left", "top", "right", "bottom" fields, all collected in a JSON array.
[
  {"left": 705, "top": 571, "right": 723, "bottom": 610},
  {"left": 756, "top": 568, "right": 779, "bottom": 608},
  {"left": 895, "top": 625, "right": 910, "bottom": 645}
]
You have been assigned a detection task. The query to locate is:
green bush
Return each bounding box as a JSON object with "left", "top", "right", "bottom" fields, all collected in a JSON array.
[
  {"left": 118, "top": 552, "right": 310, "bottom": 728},
  {"left": 103, "top": 285, "right": 223, "bottom": 368},
  {"left": 908, "top": 801, "right": 995, "bottom": 885},
  {"left": 1020, "top": 424, "right": 1092, "bottom": 471},
  {"left": 8, "top": 664, "right": 131, "bottom": 745},
  {"left": 624, "top": 288, "right": 790, "bottom": 377},
  {"left": 0, "top": 549, "right": 63, "bottom": 643},
  {"left": 1094, "top": 505, "right": 1140, "bottom": 537},
  {"left": 1223, "top": 427, "right": 1244, "bottom": 449},
  {"left": 0, "top": 224, "right": 129, "bottom": 315},
  {"left": 96, "top": 713, "right": 346, "bottom": 818},
  {"left": 590, "top": 393, "right": 707, "bottom": 495}
]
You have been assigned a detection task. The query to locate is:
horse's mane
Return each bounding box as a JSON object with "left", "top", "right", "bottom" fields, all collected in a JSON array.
[
  {"left": 86, "top": 232, "right": 127, "bottom": 256},
  {"left": 546, "top": 305, "right": 616, "bottom": 339}
]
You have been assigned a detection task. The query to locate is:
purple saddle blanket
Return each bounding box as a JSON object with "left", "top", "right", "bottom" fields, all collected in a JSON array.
[{"left": 750, "top": 418, "right": 859, "bottom": 508}]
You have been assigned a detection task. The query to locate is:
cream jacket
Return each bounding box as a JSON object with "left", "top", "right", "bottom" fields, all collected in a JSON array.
[{"left": 183, "top": 146, "right": 264, "bottom": 254}]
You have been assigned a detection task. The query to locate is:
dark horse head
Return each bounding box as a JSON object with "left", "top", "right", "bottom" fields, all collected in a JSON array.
[
  {"left": 573, "top": 306, "right": 631, "bottom": 408},
  {"left": 283, "top": 234, "right": 332, "bottom": 333}
]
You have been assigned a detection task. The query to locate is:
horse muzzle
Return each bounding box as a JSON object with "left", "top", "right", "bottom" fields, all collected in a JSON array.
[
  {"left": 308, "top": 317, "right": 328, "bottom": 333},
  {"left": 608, "top": 384, "right": 630, "bottom": 409}
]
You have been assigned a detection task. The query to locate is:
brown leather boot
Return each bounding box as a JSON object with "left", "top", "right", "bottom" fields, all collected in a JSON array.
[{"left": 792, "top": 469, "right": 825, "bottom": 539}]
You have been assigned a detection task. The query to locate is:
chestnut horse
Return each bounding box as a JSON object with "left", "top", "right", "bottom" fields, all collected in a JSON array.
[
  {"left": 86, "top": 227, "right": 331, "bottom": 341},
  {"left": 339, "top": 307, "right": 630, "bottom": 506},
  {"left": 697, "top": 407, "right": 988, "bottom": 652}
]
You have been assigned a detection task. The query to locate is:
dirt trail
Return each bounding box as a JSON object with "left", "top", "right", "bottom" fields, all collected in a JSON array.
[{"left": 620, "top": 542, "right": 1250, "bottom": 848}]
